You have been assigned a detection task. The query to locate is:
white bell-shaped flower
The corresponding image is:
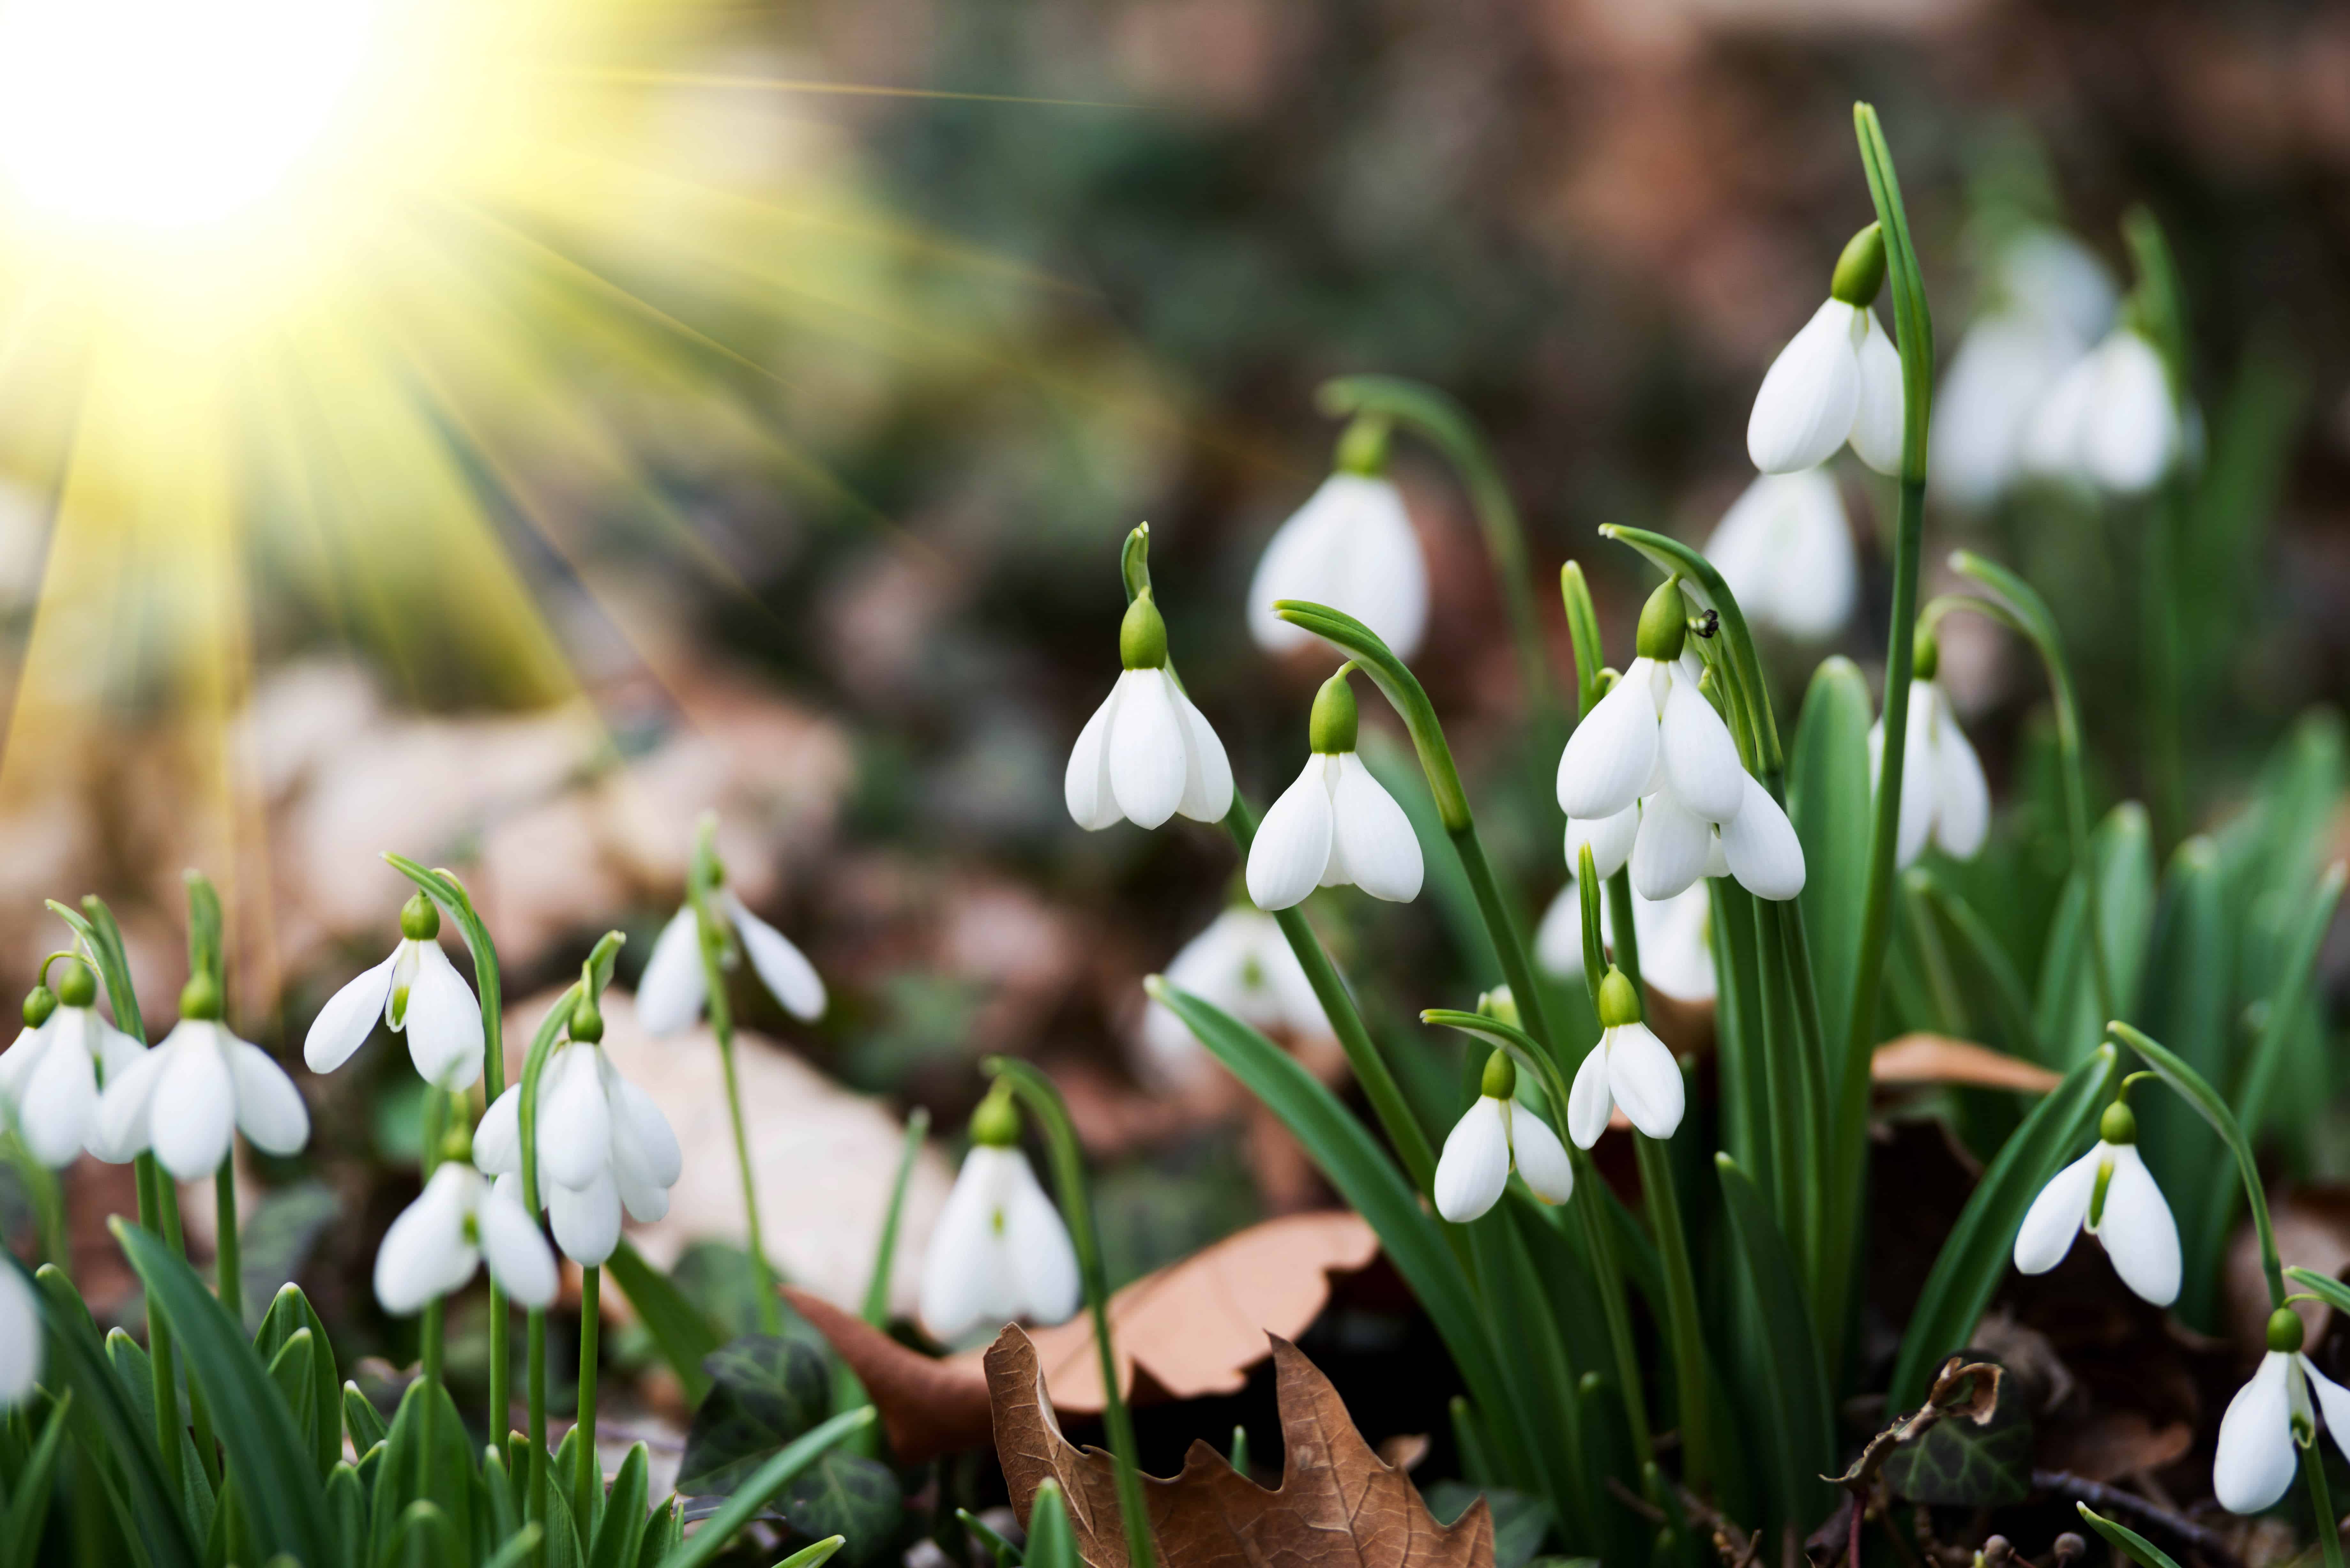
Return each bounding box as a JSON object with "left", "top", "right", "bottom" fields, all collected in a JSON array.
[
  {"left": 1534, "top": 878, "right": 1714, "bottom": 1005},
  {"left": 1066, "top": 590, "right": 1233, "bottom": 832},
  {"left": 2012, "top": 1100, "right": 2179, "bottom": 1306},
  {"left": 2020, "top": 326, "right": 2181, "bottom": 496},
  {"left": 305, "top": 893, "right": 484, "bottom": 1089},
  {"left": 1247, "top": 464, "right": 1428, "bottom": 662},
  {"left": 1869, "top": 643, "right": 1990, "bottom": 871},
  {"left": 2213, "top": 1308, "right": 2350, "bottom": 1515},
  {"left": 0, "top": 961, "right": 146, "bottom": 1168},
  {"left": 1747, "top": 225, "right": 1904, "bottom": 476},
  {"left": 374, "top": 1160, "right": 558, "bottom": 1315},
  {"left": 1138, "top": 908, "right": 1329, "bottom": 1088},
  {"left": 1558, "top": 584, "right": 1747, "bottom": 827},
  {"left": 1701, "top": 470, "right": 1855, "bottom": 642},
  {"left": 474, "top": 998, "right": 681, "bottom": 1267},
  {"left": 1567, "top": 969, "right": 1684, "bottom": 1146},
  {"left": 1433, "top": 1050, "right": 1574, "bottom": 1223},
  {"left": 95, "top": 977, "right": 308, "bottom": 1179},
  {"left": 919, "top": 1092, "right": 1080, "bottom": 1340},
  {"left": 1247, "top": 667, "right": 1422, "bottom": 911},
  {"left": 637, "top": 885, "right": 825, "bottom": 1036},
  {"left": 0, "top": 1264, "right": 37, "bottom": 1410}
]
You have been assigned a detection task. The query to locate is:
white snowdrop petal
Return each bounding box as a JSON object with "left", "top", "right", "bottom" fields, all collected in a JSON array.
[
  {"left": 1329, "top": 755, "right": 1422, "bottom": 902},
  {"left": 1168, "top": 677, "right": 1235, "bottom": 824},
  {"left": 474, "top": 1085, "right": 522, "bottom": 1175},
  {"left": 1247, "top": 758, "right": 1336, "bottom": 912},
  {"left": 605, "top": 1067, "right": 684, "bottom": 1189},
  {"left": 1064, "top": 684, "right": 1125, "bottom": 832},
  {"left": 1507, "top": 1107, "right": 1576, "bottom": 1205},
  {"left": 476, "top": 1177, "right": 558, "bottom": 1309},
  {"left": 538, "top": 1047, "right": 610, "bottom": 1194},
  {"left": 374, "top": 1165, "right": 479, "bottom": 1315},
  {"left": 1659, "top": 675, "right": 1745, "bottom": 824},
  {"left": 1433, "top": 1097, "right": 1512, "bottom": 1223},
  {"left": 1333, "top": 475, "right": 1430, "bottom": 661},
  {"left": 921, "top": 1147, "right": 1021, "bottom": 1339},
  {"left": 21, "top": 1033, "right": 96, "bottom": 1168},
  {"left": 1108, "top": 667, "right": 1189, "bottom": 830},
  {"left": 616, "top": 1165, "right": 672, "bottom": 1225},
  {"left": 0, "top": 1025, "right": 43, "bottom": 1108},
  {"left": 2012, "top": 1148, "right": 2098, "bottom": 1275},
  {"left": 1630, "top": 790, "right": 1714, "bottom": 902},
  {"left": 546, "top": 1168, "right": 622, "bottom": 1266},
  {"left": 2304, "top": 1358, "right": 2350, "bottom": 1477},
  {"left": 1558, "top": 667, "right": 1661, "bottom": 821},
  {"left": 94, "top": 1020, "right": 146, "bottom": 1081},
  {"left": 1246, "top": 483, "right": 1345, "bottom": 655},
  {"left": 151, "top": 1034, "right": 236, "bottom": 1180},
  {"left": 1605, "top": 1023, "right": 1685, "bottom": 1141},
  {"left": 92, "top": 1042, "right": 169, "bottom": 1163},
  {"left": 1931, "top": 314, "right": 2073, "bottom": 510},
  {"left": 1930, "top": 699, "right": 1991, "bottom": 861},
  {"left": 225, "top": 1040, "right": 310, "bottom": 1157},
  {"left": 404, "top": 944, "right": 484, "bottom": 1090},
  {"left": 2084, "top": 333, "right": 2178, "bottom": 496},
  {"left": 724, "top": 893, "right": 827, "bottom": 1022},
  {"left": 1719, "top": 775, "right": 1807, "bottom": 901},
  {"left": 2091, "top": 1144, "right": 2180, "bottom": 1307},
  {"left": 2214, "top": 1352, "right": 2300, "bottom": 1515},
  {"left": 0, "top": 1266, "right": 37, "bottom": 1408},
  {"left": 2021, "top": 352, "right": 2100, "bottom": 480},
  {"left": 1748, "top": 300, "right": 1864, "bottom": 475},
  {"left": 1639, "top": 887, "right": 1717, "bottom": 1005},
  {"left": 1533, "top": 884, "right": 1588, "bottom": 979},
  {"left": 1566, "top": 1044, "right": 1613, "bottom": 1150},
  {"left": 1848, "top": 311, "right": 1907, "bottom": 476},
  {"left": 634, "top": 906, "right": 709, "bottom": 1035},
  {"left": 1004, "top": 1152, "right": 1082, "bottom": 1325},
  {"left": 1707, "top": 471, "right": 1854, "bottom": 642},
  {"left": 1569, "top": 803, "right": 1641, "bottom": 883},
  {"left": 304, "top": 951, "right": 398, "bottom": 1074}
]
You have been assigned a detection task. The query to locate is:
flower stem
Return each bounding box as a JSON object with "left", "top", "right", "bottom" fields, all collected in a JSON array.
[
  {"left": 213, "top": 1158, "right": 241, "bottom": 1327},
  {"left": 2307, "top": 1433, "right": 2346, "bottom": 1568},
  {"left": 574, "top": 1265, "right": 601, "bottom": 1530},
  {"left": 687, "top": 821, "right": 783, "bottom": 1337},
  {"left": 416, "top": 1088, "right": 445, "bottom": 1500},
  {"left": 982, "top": 1058, "right": 1154, "bottom": 1568},
  {"left": 527, "top": 1308, "right": 548, "bottom": 1529}
]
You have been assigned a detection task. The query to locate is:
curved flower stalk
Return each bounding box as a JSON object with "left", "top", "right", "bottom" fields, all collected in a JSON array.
[
  {"left": 1535, "top": 878, "right": 1714, "bottom": 1004},
  {"left": 1247, "top": 418, "right": 1427, "bottom": 661},
  {"left": 917, "top": 1086, "right": 1080, "bottom": 1340},
  {"left": 95, "top": 973, "right": 308, "bottom": 1180},
  {"left": 1137, "top": 906, "right": 1328, "bottom": 1088},
  {"left": 2215, "top": 1307, "right": 2350, "bottom": 1514},
  {"left": 1747, "top": 223, "right": 1905, "bottom": 476},
  {"left": 1869, "top": 628, "right": 1990, "bottom": 869},
  {"left": 304, "top": 891, "right": 485, "bottom": 1089},
  {"left": 638, "top": 876, "right": 825, "bottom": 1034},
  {"left": 2021, "top": 323, "right": 2181, "bottom": 495},
  {"left": 375, "top": 1158, "right": 557, "bottom": 1315},
  {"left": 0, "top": 956, "right": 144, "bottom": 1167},
  {"left": 1432, "top": 1049, "right": 1573, "bottom": 1223},
  {"left": 1567, "top": 967, "right": 1685, "bottom": 1147},
  {"left": 2013, "top": 1097, "right": 2179, "bottom": 1307},
  {"left": 1247, "top": 665, "right": 1422, "bottom": 910},
  {"left": 0, "top": 1264, "right": 34, "bottom": 1408},
  {"left": 1067, "top": 584, "right": 1232, "bottom": 833},
  {"left": 1701, "top": 470, "right": 1856, "bottom": 643}
]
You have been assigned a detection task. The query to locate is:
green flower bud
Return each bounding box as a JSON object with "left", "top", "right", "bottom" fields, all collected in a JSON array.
[
  {"left": 1913, "top": 625, "right": 1940, "bottom": 684},
  {"left": 1830, "top": 222, "right": 1887, "bottom": 306},
  {"left": 179, "top": 973, "right": 223, "bottom": 1023},
  {"left": 1597, "top": 967, "right": 1642, "bottom": 1029},
  {"left": 1119, "top": 592, "right": 1169, "bottom": 671},
  {"left": 1334, "top": 415, "right": 1391, "bottom": 477},
  {"left": 2269, "top": 1305, "right": 2307, "bottom": 1354},
  {"left": 399, "top": 891, "right": 441, "bottom": 942},
  {"left": 970, "top": 1085, "right": 1020, "bottom": 1148},
  {"left": 570, "top": 994, "right": 605, "bottom": 1044},
  {"left": 21, "top": 986, "right": 55, "bottom": 1029},
  {"left": 1634, "top": 579, "right": 1687, "bottom": 662},
  {"left": 1308, "top": 668, "right": 1359, "bottom": 754},
  {"left": 56, "top": 959, "right": 95, "bottom": 1010},
  {"left": 1476, "top": 985, "right": 1520, "bottom": 1028},
  {"left": 1481, "top": 1049, "right": 1517, "bottom": 1100},
  {"left": 2098, "top": 1099, "right": 2137, "bottom": 1146}
]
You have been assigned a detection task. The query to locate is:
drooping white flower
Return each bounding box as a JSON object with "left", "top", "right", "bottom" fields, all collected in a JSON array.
[
  {"left": 305, "top": 893, "right": 484, "bottom": 1089},
  {"left": 1996, "top": 227, "right": 2120, "bottom": 347},
  {"left": 474, "top": 1002, "right": 680, "bottom": 1267},
  {"left": 1534, "top": 878, "right": 1715, "bottom": 1005},
  {"left": 0, "top": 961, "right": 145, "bottom": 1168},
  {"left": 1247, "top": 667, "right": 1422, "bottom": 911},
  {"left": 637, "top": 886, "right": 825, "bottom": 1036},
  {"left": 1138, "top": 908, "right": 1329, "bottom": 1088},
  {"left": 2012, "top": 1101, "right": 2179, "bottom": 1306},
  {"left": 2213, "top": 1308, "right": 2350, "bottom": 1515},
  {"left": 0, "top": 1264, "right": 38, "bottom": 1410},
  {"left": 919, "top": 1093, "right": 1080, "bottom": 1341},
  {"left": 1747, "top": 225, "right": 1904, "bottom": 476},
  {"left": 1869, "top": 649, "right": 1990, "bottom": 870},
  {"left": 1701, "top": 470, "right": 1855, "bottom": 643},
  {"left": 2020, "top": 326, "right": 2181, "bottom": 496},
  {"left": 374, "top": 1161, "right": 558, "bottom": 1315},
  {"left": 1247, "top": 470, "right": 1428, "bottom": 661},
  {"left": 95, "top": 979, "right": 308, "bottom": 1180},
  {"left": 1567, "top": 969, "right": 1684, "bottom": 1146},
  {"left": 1066, "top": 590, "right": 1233, "bottom": 833},
  {"left": 1433, "top": 1051, "right": 1574, "bottom": 1223}
]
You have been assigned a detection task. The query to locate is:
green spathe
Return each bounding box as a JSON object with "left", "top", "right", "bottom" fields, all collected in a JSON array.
[
  {"left": 1597, "top": 967, "right": 1642, "bottom": 1029},
  {"left": 1635, "top": 578, "right": 1687, "bottom": 662},
  {"left": 1309, "top": 667, "right": 1359, "bottom": 754},
  {"left": 1830, "top": 222, "right": 1886, "bottom": 306},
  {"left": 1119, "top": 592, "right": 1168, "bottom": 671}
]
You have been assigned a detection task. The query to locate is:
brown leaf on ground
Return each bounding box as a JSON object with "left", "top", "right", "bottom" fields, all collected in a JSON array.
[
  {"left": 2227, "top": 1186, "right": 2350, "bottom": 1360},
  {"left": 1871, "top": 1034, "right": 2063, "bottom": 1094},
  {"left": 2037, "top": 1409, "right": 2194, "bottom": 1482},
  {"left": 788, "top": 1209, "right": 1378, "bottom": 1463},
  {"left": 986, "top": 1322, "right": 1491, "bottom": 1568}
]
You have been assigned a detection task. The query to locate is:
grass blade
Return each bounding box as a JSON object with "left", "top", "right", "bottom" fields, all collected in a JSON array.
[
  {"left": 1715, "top": 1156, "right": 1831, "bottom": 1531},
  {"left": 603, "top": 1241, "right": 719, "bottom": 1404}
]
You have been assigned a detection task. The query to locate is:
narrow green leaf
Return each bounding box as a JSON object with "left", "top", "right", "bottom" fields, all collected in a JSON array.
[
  {"left": 33, "top": 1270, "right": 200, "bottom": 1568},
  {"left": 1023, "top": 1480, "right": 1077, "bottom": 1568},
  {"left": 1713, "top": 1157, "right": 1830, "bottom": 1528},
  {"left": 366, "top": 1373, "right": 475, "bottom": 1566},
  {"left": 485, "top": 1524, "right": 548, "bottom": 1568},
  {"left": 605, "top": 1240, "right": 720, "bottom": 1405},
  {"left": 1789, "top": 656, "right": 1874, "bottom": 1071},
  {"left": 1913, "top": 874, "right": 2040, "bottom": 1060},
  {"left": 325, "top": 1463, "right": 366, "bottom": 1567},
  {"left": 0, "top": 1390, "right": 70, "bottom": 1568},
  {"left": 773, "top": 1537, "right": 848, "bottom": 1568},
  {"left": 2032, "top": 805, "right": 2154, "bottom": 1063},
  {"left": 636, "top": 1498, "right": 681, "bottom": 1568},
  {"left": 2075, "top": 1504, "right": 2186, "bottom": 1568},
  {"left": 956, "top": 1509, "right": 1023, "bottom": 1568},
  {"left": 342, "top": 1381, "right": 389, "bottom": 1456},
  {"left": 261, "top": 1330, "right": 318, "bottom": 1481},
  {"left": 660, "top": 1406, "right": 876, "bottom": 1568},
  {"left": 587, "top": 1443, "right": 651, "bottom": 1568}
]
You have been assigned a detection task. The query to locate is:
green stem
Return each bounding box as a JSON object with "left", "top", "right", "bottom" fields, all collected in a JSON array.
[
  {"left": 527, "top": 1308, "right": 547, "bottom": 1531},
  {"left": 982, "top": 1059, "right": 1154, "bottom": 1568},
  {"left": 419, "top": 1297, "right": 444, "bottom": 1493},
  {"left": 133, "top": 1156, "right": 186, "bottom": 1499},
  {"left": 1631, "top": 1136, "right": 1710, "bottom": 1492},
  {"left": 2308, "top": 1434, "right": 2345, "bottom": 1568},
  {"left": 213, "top": 1159, "right": 241, "bottom": 1327},
  {"left": 687, "top": 826, "right": 783, "bottom": 1337},
  {"left": 2143, "top": 484, "right": 2187, "bottom": 855},
  {"left": 1604, "top": 874, "right": 1641, "bottom": 1001},
  {"left": 575, "top": 1266, "right": 601, "bottom": 1530}
]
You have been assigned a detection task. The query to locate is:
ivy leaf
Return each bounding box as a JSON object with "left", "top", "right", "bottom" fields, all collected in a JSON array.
[
  {"left": 679, "top": 1334, "right": 832, "bottom": 1495},
  {"left": 780, "top": 1451, "right": 903, "bottom": 1564},
  {"left": 1881, "top": 1359, "right": 2033, "bottom": 1506}
]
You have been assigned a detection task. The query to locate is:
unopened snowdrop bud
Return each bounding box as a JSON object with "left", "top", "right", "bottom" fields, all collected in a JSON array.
[
  {"left": 305, "top": 891, "right": 486, "bottom": 1089},
  {"left": 95, "top": 985, "right": 308, "bottom": 1179},
  {"left": 2022, "top": 325, "right": 2181, "bottom": 496},
  {"left": 374, "top": 1161, "right": 558, "bottom": 1315},
  {"left": 918, "top": 1089, "right": 1081, "bottom": 1341},
  {"left": 1701, "top": 471, "right": 1856, "bottom": 642},
  {"left": 1567, "top": 968, "right": 1684, "bottom": 1147},
  {"left": 1248, "top": 668, "right": 1422, "bottom": 910},
  {"left": 0, "top": 1265, "right": 37, "bottom": 1410},
  {"left": 1066, "top": 588, "right": 1234, "bottom": 833},
  {"left": 1433, "top": 1049, "right": 1573, "bottom": 1224},
  {"left": 1247, "top": 418, "right": 1429, "bottom": 661},
  {"left": 2213, "top": 1306, "right": 2350, "bottom": 1514},
  {"left": 1869, "top": 630, "right": 1990, "bottom": 870},
  {"left": 1748, "top": 223, "right": 1905, "bottom": 476},
  {"left": 2012, "top": 1098, "right": 2179, "bottom": 1306}
]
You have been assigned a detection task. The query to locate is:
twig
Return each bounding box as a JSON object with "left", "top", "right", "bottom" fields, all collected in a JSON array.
[
  {"left": 1672, "top": 1481, "right": 1762, "bottom": 1568},
  {"left": 1606, "top": 1475, "right": 1669, "bottom": 1525},
  {"left": 2030, "top": 1472, "right": 2243, "bottom": 1568}
]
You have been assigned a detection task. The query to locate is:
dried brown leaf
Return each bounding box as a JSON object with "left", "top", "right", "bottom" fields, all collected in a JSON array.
[
  {"left": 1871, "top": 1034, "right": 2062, "bottom": 1094},
  {"left": 985, "top": 1322, "right": 1492, "bottom": 1568}
]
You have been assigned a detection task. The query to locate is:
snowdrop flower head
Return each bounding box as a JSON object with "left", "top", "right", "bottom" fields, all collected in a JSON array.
[
  {"left": 1138, "top": 907, "right": 1328, "bottom": 1088},
  {"left": 95, "top": 973, "right": 309, "bottom": 1180},
  {"left": 1557, "top": 579, "right": 1742, "bottom": 827},
  {"left": 374, "top": 1158, "right": 557, "bottom": 1315},
  {"left": 2020, "top": 323, "right": 2181, "bottom": 496},
  {"left": 1567, "top": 968, "right": 1684, "bottom": 1147},
  {"left": 2212, "top": 1306, "right": 2350, "bottom": 1515},
  {"left": 1702, "top": 470, "right": 1855, "bottom": 643},
  {"left": 1066, "top": 588, "right": 1233, "bottom": 833},
  {"left": 919, "top": 1087, "right": 1080, "bottom": 1341},
  {"left": 1248, "top": 419, "right": 1428, "bottom": 661},
  {"left": 0, "top": 958, "right": 145, "bottom": 1169},
  {"left": 1869, "top": 630, "right": 1990, "bottom": 870},
  {"left": 304, "top": 893, "right": 484, "bottom": 1090},
  {"left": 1247, "top": 665, "right": 1423, "bottom": 911},
  {"left": 1747, "top": 223, "right": 1905, "bottom": 477},
  {"left": 637, "top": 876, "right": 825, "bottom": 1037},
  {"left": 0, "top": 1264, "right": 37, "bottom": 1410},
  {"left": 1535, "top": 878, "right": 1715, "bottom": 1004},
  {"left": 1433, "top": 1048, "right": 1574, "bottom": 1224},
  {"left": 2012, "top": 1097, "right": 2179, "bottom": 1307}
]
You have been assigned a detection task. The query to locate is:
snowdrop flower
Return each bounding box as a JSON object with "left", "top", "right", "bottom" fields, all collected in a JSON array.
[
  {"left": 1869, "top": 632, "right": 1990, "bottom": 870},
  {"left": 474, "top": 996, "right": 680, "bottom": 1267},
  {"left": 919, "top": 1089, "right": 1080, "bottom": 1340},
  {"left": 2213, "top": 1307, "right": 2350, "bottom": 1515},
  {"left": 95, "top": 975, "right": 308, "bottom": 1180},
  {"left": 304, "top": 893, "right": 484, "bottom": 1089},
  {"left": 637, "top": 879, "right": 825, "bottom": 1037},
  {"left": 0, "top": 960, "right": 145, "bottom": 1168},
  {"left": 1138, "top": 907, "right": 1329, "bottom": 1088},
  {"left": 1247, "top": 422, "right": 1428, "bottom": 661},
  {"left": 1434, "top": 1049, "right": 1573, "bottom": 1224},
  {"left": 1701, "top": 470, "right": 1855, "bottom": 643},
  {"left": 1247, "top": 666, "right": 1422, "bottom": 911},
  {"left": 1568, "top": 968, "right": 1684, "bottom": 1147},
  {"left": 2020, "top": 324, "right": 2181, "bottom": 496},
  {"left": 2013, "top": 1098, "right": 2179, "bottom": 1307},
  {"left": 0, "top": 1264, "right": 37, "bottom": 1410},
  {"left": 1066, "top": 588, "right": 1233, "bottom": 832},
  {"left": 1747, "top": 223, "right": 1904, "bottom": 476},
  {"left": 374, "top": 1159, "right": 558, "bottom": 1315},
  {"left": 1534, "top": 879, "right": 1715, "bottom": 1005}
]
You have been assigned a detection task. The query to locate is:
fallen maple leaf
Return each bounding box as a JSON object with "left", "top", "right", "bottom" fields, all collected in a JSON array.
[
  {"left": 1871, "top": 1034, "right": 2062, "bottom": 1094},
  {"left": 986, "top": 1322, "right": 1492, "bottom": 1568},
  {"left": 788, "top": 1210, "right": 1378, "bottom": 1463}
]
